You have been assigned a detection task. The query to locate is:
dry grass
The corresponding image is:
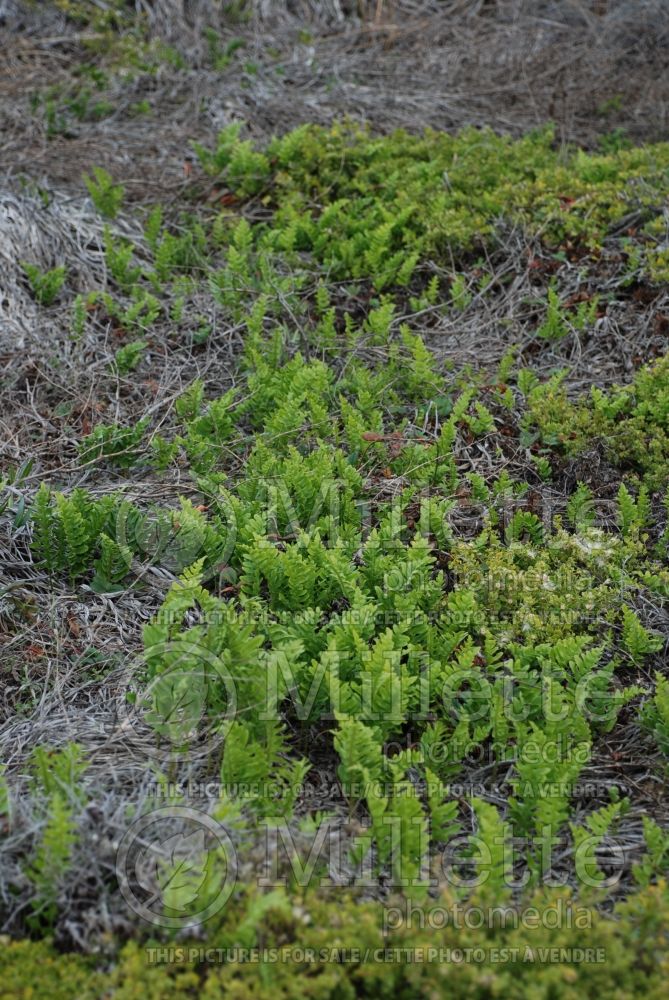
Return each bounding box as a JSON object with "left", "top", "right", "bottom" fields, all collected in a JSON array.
[{"left": 0, "top": 0, "right": 668, "bottom": 949}]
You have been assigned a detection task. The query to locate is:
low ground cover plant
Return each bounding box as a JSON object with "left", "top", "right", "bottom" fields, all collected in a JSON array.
[{"left": 1, "top": 33, "right": 668, "bottom": 994}]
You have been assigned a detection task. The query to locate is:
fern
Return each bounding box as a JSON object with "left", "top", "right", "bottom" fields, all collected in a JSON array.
[
  {"left": 465, "top": 401, "right": 496, "bottom": 437},
  {"left": 617, "top": 482, "right": 649, "bottom": 538},
  {"left": 633, "top": 816, "right": 669, "bottom": 887},
  {"left": 84, "top": 166, "right": 124, "bottom": 218},
  {"left": 622, "top": 606, "right": 663, "bottom": 664},
  {"left": 350, "top": 776, "right": 429, "bottom": 895},
  {"left": 120, "top": 289, "right": 161, "bottom": 331},
  {"left": 334, "top": 717, "right": 384, "bottom": 812},
  {"left": 398, "top": 326, "right": 441, "bottom": 401},
  {"left": 505, "top": 510, "right": 544, "bottom": 545},
  {"left": 79, "top": 418, "right": 149, "bottom": 467},
  {"left": 22, "top": 262, "right": 66, "bottom": 306},
  {"left": 91, "top": 533, "right": 132, "bottom": 592},
  {"left": 30, "top": 487, "right": 114, "bottom": 578},
  {"left": 566, "top": 482, "right": 595, "bottom": 529},
  {"left": 221, "top": 719, "right": 308, "bottom": 817},
  {"left": 570, "top": 799, "right": 626, "bottom": 889},
  {"left": 509, "top": 720, "right": 589, "bottom": 877},
  {"left": 56, "top": 494, "right": 92, "bottom": 577},
  {"left": 641, "top": 673, "right": 669, "bottom": 753},
  {"left": 366, "top": 298, "right": 395, "bottom": 342},
  {"left": 113, "top": 338, "right": 147, "bottom": 375},
  {"left": 144, "top": 204, "right": 163, "bottom": 251},
  {"left": 425, "top": 768, "right": 460, "bottom": 844},
  {"left": 30, "top": 743, "right": 87, "bottom": 802},
  {"left": 70, "top": 293, "right": 88, "bottom": 338},
  {"left": 26, "top": 743, "right": 86, "bottom": 926},
  {"left": 31, "top": 483, "right": 62, "bottom": 572},
  {"left": 104, "top": 226, "right": 141, "bottom": 290},
  {"left": 537, "top": 285, "right": 569, "bottom": 340},
  {"left": 385, "top": 783, "right": 429, "bottom": 893},
  {"left": 175, "top": 379, "right": 205, "bottom": 422},
  {"left": 450, "top": 273, "right": 472, "bottom": 311},
  {"left": 27, "top": 791, "right": 78, "bottom": 927},
  {"left": 468, "top": 798, "right": 512, "bottom": 904}
]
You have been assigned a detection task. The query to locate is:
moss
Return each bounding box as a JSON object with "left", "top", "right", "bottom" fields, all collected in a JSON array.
[
  {"left": 0, "top": 938, "right": 102, "bottom": 1000},
  {"left": 2, "top": 885, "right": 669, "bottom": 998}
]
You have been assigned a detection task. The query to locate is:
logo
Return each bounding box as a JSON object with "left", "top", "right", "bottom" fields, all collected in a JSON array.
[
  {"left": 114, "top": 640, "right": 237, "bottom": 763},
  {"left": 116, "top": 806, "right": 237, "bottom": 929}
]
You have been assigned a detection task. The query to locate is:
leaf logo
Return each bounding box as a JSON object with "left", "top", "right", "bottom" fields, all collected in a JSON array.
[
  {"left": 117, "top": 806, "right": 238, "bottom": 928},
  {"left": 154, "top": 829, "right": 209, "bottom": 911},
  {"left": 114, "top": 641, "right": 237, "bottom": 764},
  {"left": 143, "top": 665, "right": 208, "bottom": 745}
]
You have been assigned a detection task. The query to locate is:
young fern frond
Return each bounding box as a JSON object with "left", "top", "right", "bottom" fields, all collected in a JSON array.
[
  {"left": 641, "top": 673, "right": 669, "bottom": 754},
  {"left": 617, "top": 482, "right": 649, "bottom": 538},
  {"left": 622, "top": 606, "right": 663, "bottom": 665},
  {"left": 633, "top": 816, "right": 669, "bottom": 887},
  {"left": 570, "top": 799, "right": 626, "bottom": 889},
  {"left": 26, "top": 791, "right": 78, "bottom": 927},
  {"left": 425, "top": 768, "right": 461, "bottom": 844},
  {"left": 31, "top": 483, "right": 62, "bottom": 572},
  {"left": 469, "top": 798, "right": 512, "bottom": 905},
  {"left": 567, "top": 482, "right": 595, "bottom": 529},
  {"left": 334, "top": 717, "right": 384, "bottom": 811}
]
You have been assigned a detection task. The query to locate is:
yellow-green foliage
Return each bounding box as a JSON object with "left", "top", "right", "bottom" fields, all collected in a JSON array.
[
  {"left": 0, "top": 938, "right": 102, "bottom": 1000},
  {"left": 523, "top": 354, "right": 669, "bottom": 489},
  {"left": 13, "top": 115, "right": 669, "bottom": 973},
  {"left": 196, "top": 122, "right": 669, "bottom": 288},
  {"left": 2, "top": 883, "right": 669, "bottom": 999}
]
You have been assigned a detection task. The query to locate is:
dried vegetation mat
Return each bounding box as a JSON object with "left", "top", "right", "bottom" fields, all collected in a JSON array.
[{"left": 0, "top": 2, "right": 669, "bottom": 997}]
